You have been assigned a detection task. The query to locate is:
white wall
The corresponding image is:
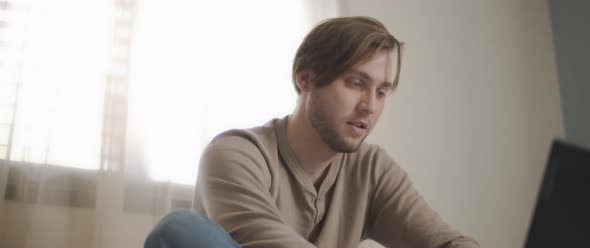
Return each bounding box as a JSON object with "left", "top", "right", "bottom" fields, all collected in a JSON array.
[{"left": 344, "top": 1, "right": 565, "bottom": 247}]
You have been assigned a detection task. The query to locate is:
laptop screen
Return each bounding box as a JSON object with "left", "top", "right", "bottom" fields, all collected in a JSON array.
[{"left": 525, "top": 140, "right": 590, "bottom": 247}]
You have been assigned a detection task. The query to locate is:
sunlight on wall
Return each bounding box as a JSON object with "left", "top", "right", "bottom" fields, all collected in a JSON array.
[{"left": 127, "top": 0, "right": 306, "bottom": 185}]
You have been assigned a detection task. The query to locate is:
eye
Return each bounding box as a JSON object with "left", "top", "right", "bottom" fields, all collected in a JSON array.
[
  {"left": 377, "top": 86, "right": 392, "bottom": 99},
  {"left": 348, "top": 80, "right": 363, "bottom": 89}
]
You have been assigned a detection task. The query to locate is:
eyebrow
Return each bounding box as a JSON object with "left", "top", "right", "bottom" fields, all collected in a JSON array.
[{"left": 345, "top": 69, "right": 394, "bottom": 90}]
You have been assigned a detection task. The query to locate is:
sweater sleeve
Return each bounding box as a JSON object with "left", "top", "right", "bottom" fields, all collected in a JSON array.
[
  {"left": 366, "top": 151, "right": 480, "bottom": 248},
  {"left": 194, "top": 137, "right": 316, "bottom": 248}
]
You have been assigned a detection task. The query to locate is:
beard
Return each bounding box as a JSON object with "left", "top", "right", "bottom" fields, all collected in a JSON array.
[{"left": 307, "top": 94, "right": 367, "bottom": 153}]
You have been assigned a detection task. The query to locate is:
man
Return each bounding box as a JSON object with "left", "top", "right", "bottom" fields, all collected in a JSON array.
[{"left": 146, "top": 16, "right": 479, "bottom": 248}]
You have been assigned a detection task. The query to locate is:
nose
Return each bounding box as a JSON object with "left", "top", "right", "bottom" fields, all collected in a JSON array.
[{"left": 358, "top": 91, "right": 378, "bottom": 114}]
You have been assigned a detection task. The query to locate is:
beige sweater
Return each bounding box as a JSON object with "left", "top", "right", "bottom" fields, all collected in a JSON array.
[{"left": 193, "top": 117, "right": 479, "bottom": 248}]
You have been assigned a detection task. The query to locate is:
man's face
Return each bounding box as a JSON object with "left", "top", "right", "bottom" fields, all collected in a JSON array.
[{"left": 306, "top": 50, "right": 396, "bottom": 153}]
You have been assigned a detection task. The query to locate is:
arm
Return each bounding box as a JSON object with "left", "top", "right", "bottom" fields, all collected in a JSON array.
[
  {"left": 366, "top": 152, "right": 479, "bottom": 248},
  {"left": 194, "top": 137, "right": 316, "bottom": 248}
]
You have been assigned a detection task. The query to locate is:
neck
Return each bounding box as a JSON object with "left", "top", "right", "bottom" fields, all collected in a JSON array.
[{"left": 286, "top": 104, "right": 337, "bottom": 183}]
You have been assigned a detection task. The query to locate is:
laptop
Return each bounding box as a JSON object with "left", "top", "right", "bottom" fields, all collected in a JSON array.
[{"left": 524, "top": 140, "right": 590, "bottom": 247}]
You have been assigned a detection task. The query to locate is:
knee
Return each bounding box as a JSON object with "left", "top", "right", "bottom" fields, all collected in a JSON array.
[{"left": 145, "top": 209, "right": 210, "bottom": 248}]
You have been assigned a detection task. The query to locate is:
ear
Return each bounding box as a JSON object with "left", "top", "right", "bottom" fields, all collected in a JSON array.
[{"left": 295, "top": 69, "right": 315, "bottom": 93}]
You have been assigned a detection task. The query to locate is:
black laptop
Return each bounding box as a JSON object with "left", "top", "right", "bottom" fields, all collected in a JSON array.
[{"left": 524, "top": 140, "right": 590, "bottom": 247}]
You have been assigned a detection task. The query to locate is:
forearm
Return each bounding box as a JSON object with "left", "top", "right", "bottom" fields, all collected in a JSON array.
[{"left": 368, "top": 158, "right": 479, "bottom": 248}]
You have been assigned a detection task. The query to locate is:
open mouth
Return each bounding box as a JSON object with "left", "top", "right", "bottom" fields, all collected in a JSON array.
[{"left": 347, "top": 121, "right": 368, "bottom": 130}]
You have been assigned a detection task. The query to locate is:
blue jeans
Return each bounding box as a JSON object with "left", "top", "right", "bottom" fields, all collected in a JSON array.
[{"left": 145, "top": 209, "right": 240, "bottom": 248}]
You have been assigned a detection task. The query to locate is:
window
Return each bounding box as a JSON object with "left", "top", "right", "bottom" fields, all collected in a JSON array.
[
  {"left": 0, "top": 0, "right": 113, "bottom": 169},
  {"left": 1, "top": 0, "right": 316, "bottom": 185}
]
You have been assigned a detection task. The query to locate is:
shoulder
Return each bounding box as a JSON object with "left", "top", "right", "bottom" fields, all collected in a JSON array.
[
  {"left": 342, "top": 143, "right": 405, "bottom": 182},
  {"left": 202, "top": 118, "right": 278, "bottom": 159},
  {"left": 199, "top": 119, "right": 280, "bottom": 185},
  {"left": 205, "top": 119, "right": 278, "bottom": 157},
  {"left": 347, "top": 143, "right": 398, "bottom": 169}
]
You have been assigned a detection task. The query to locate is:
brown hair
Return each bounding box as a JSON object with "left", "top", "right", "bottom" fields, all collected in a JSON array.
[{"left": 292, "top": 16, "right": 402, "bottom": 94}]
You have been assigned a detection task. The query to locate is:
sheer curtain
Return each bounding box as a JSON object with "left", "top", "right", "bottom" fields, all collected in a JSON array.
[{"left": 0, "top": 0, "right": 338, "bottom": 247}]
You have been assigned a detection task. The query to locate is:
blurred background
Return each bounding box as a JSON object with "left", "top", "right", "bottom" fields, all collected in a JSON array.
[{"left": 0, "top": 0, "right": 587, "bottom": 247}]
